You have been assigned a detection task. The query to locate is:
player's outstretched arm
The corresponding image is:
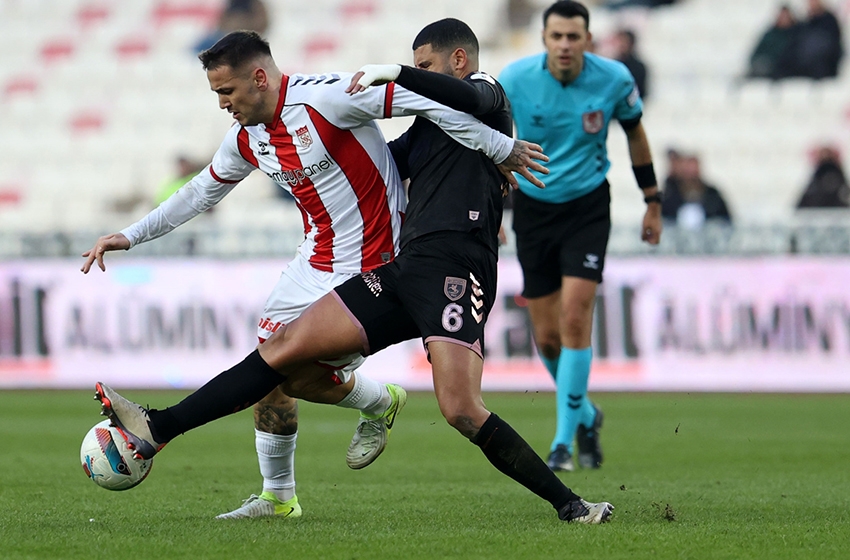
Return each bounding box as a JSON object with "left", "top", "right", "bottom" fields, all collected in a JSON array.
[
  {"left": 82, "top": 128, "right": 253, "bottom": 275},
  {"left": 81, "top": 233, "right": 130, "bottom": 273},
  {"left": 348, "top": 65, "right": 496, "bottom": 116},
  {"left": 338, "top": 72, "right": 517, "bottom": 165},
  {"left": 497, "top": 140, "right": 549, "bottom": 190}
]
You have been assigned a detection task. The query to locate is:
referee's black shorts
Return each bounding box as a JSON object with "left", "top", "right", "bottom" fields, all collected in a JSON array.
[
  {"left": 332, "top": 231, "right": 497, "bottom": 360},
  {"left": 511, "top": 181, "right": 611, "bottom": 299}
]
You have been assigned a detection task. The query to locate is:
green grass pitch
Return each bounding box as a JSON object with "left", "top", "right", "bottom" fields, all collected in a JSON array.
[{"left": 1, "top": 390, "right": 849, "bottom": 559}]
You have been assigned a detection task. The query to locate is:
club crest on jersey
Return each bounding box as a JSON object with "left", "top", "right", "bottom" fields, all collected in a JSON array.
[
  {"left": 582, "top": 110, "right": 604, "bottom": 134},
  {"left": 257, "top": 141, "right": 269, "bottom": 155},
  {"left": 444, "top": 277, "right": 467, "bottom": 302},
  {"left": 296, "top": 126, "right": 313, "bottom": 147}
]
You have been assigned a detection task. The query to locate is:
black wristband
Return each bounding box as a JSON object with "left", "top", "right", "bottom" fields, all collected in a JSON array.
[
  {"left": 632, "top": 163, "right": 657, "bottom": 189},
  {"left": 644, "top": 192, "right": 662, "bottom": 204}
]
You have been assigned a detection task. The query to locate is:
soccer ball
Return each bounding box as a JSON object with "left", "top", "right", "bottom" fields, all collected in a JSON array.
[{"left": 80, "top": 419, "right": 153, "bottom": 491}]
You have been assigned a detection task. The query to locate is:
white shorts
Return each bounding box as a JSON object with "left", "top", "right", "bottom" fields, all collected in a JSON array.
[{"left": 258, "top": 256, "right": 365, "bottom": 383}]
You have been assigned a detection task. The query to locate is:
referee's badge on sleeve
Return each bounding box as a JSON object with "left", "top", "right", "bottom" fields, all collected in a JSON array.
[
  {"left": 582, "top": 110, "right": 604, "bottom": 134},
  {"left": 627, "top": 85, "right": 640, "bottom": 107}
]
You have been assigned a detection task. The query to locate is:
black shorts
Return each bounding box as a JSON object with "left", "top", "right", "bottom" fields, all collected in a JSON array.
[
  {"left": 333, "top": 231, "right": 497, "bottom": 359},
  {"left": 512, "top": 182, "right": 611, "bottom": 298}
]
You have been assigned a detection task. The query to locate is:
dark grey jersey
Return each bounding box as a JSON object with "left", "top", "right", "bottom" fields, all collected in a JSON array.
[{"left": 388, "top": 69, "right": 513, "bottom": 255}]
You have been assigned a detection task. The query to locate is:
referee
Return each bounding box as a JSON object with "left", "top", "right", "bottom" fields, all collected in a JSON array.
[{"left": 499, "top": 0, "right": 662, "bottom": 472}]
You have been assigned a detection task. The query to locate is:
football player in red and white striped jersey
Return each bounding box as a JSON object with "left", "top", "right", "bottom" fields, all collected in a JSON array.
[{"left": 82, "top": 30, "right": 547, "bottom": 519}]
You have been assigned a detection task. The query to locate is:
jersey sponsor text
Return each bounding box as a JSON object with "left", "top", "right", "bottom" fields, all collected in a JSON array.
[{"left": 265, "top": 152, "right": 336, "bottom": 187}]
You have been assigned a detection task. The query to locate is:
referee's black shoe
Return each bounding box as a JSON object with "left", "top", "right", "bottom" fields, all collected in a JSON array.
[
  {"left": 577, "top": 406, "right": 604, "bottom": 469},
  {"left": 546, "top": 444, "right": 575, "bottom": 472}
]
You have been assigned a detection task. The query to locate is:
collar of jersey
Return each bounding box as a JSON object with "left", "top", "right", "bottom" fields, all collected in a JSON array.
[
  {"left": 264, "top": 75, "right": 289, "bottom": 131},
  {"left": 541, "top": 53, "right": 588, "bottom": 87}
]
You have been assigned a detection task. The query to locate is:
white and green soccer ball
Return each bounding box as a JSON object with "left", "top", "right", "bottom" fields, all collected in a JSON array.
[{"left": 80, "top": 419, "right": 153, "bottom": 491}]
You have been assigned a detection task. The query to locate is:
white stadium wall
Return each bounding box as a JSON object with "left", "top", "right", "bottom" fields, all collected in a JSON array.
[{"left": 1, "top": 256, "right": 849, "bottom": 392}]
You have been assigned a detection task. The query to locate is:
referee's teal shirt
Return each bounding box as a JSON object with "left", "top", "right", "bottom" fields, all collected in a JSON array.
[{"left": 499, "top": 52, "right": 643, "bottom": 204}]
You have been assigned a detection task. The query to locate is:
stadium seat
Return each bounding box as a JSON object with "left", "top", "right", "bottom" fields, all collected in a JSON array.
[
  {"left": 76, "top": 4, "right": 111, "bottom": 29},
  {"left": 115, "top": 37, "right": 152, "bottom": 58},
  {"left": 151, "top": 1, "right": 220, "bottom": 27},
  {"left": 69, "top": 111, "right": 106, "bottom": 134},
  {"left": 39, "top": 38, "right": 76, "bottom": 64},
  {"left": 340, "top": 0, "right": 377, "bottom": 19},
  {"left": 3, "top": 76, "right": 39, "bottom": 97},
  {"left": 303, "top": 35, "right": 340, "bottom": 60}
]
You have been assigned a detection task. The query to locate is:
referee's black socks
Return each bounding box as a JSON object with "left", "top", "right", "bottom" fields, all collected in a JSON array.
[
  {"left": 148, "top": 349, "right": 285, "bottom": 443},
  {"left": 472, "top": 413, "right": 580, "bottom": 513}
]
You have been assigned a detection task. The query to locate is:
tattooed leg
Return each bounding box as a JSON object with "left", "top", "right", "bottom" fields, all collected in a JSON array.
[
  {"left": 254, "top": 384, "right": 298, "bottom": 435},
  {"left": 248, "top": 364, "right": 346, "bottom": 506},
  {"left": 237, "top": 383, "right": 300, "bottom": 506}
]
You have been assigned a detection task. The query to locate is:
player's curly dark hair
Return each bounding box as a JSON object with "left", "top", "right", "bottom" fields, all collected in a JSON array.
[
  {"left": 412, "top": 18, "right": 479, "bottom": 56},
  {"left": 543, "top": 1, "right": 590, "bottom": 30},
  {"left": 198, "top": 30, "right": 272, "bottom": 71}
]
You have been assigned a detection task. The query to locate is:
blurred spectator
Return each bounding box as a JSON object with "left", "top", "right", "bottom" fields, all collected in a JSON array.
[
  {"left": 796, "top": 146, "right": 850, "bottom": 208},
  {"left": 793, "top": 0, "right": 844, "bottom": 79},
  {"left": 506, "top": 0, "right": 535, "bottom": 48},
  {"left": 195, "top": 0, "right": 270, "bottom": 53},
  {"left": 748, "top": 1, "right": 844, "bottom": 81},
  {"left": 612, "top": 29, "right": 649, "bottom": 100},
  {"left": 154, "top": 155, "right": 206, "bottom": 205},
  {"left": 662, "top": 147, "right": 684, "bottom": 189},
  {"left": 661, "top": 152, "right": 732, "bottom": 229},
  {"left": 603, "top": 0, "right": 679, "bottom": 10},
  {"left": 746, "top": 5, "right": 798, "bottom": 80},
  {"left": 110, "top": 155, "right": 206, "bottom": 214}
]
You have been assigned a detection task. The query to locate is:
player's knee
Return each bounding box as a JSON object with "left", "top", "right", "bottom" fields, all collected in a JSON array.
[
  {"left": 532, "top": 325, "right": 561, "bottom": 357},
  {"left": 255, "top": 384, "right": 295, "bottom": 406},
  {"left": 279, "top": 369, "right": 339, "bottom": 402},
  {"left": 258, "top": 324, "right": 307, "bottom": 371},
  {"left": 560, "top": 312, "right": 590, "bottom": 342},
  {"left": 439, "top": 400, "right": 485, "bottom": 437},
  {"left": 278, "top": 377, "right": 309, "bottom": 399},
  {"left": 536, "top": 338, "right": 561, "bottom": 359},
  {"left": 444, "top": 413, "right": 480, "bottom": 439}
]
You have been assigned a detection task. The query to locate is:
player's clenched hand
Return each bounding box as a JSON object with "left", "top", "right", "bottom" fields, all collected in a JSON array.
[
  {"left": 497, "top": 139, "right": 549, "bottom": 190},
  {"left": 345, "top": 64, "right": 402, "bottom": 95},
  {"left": 81, "top": 233, "right": 130, "bottom": 273},
  {"left": 641, "top": 205, "right": 662, "bottom": 245}
]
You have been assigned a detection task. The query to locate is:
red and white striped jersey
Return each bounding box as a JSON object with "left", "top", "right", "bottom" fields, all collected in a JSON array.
[{"left": 121, "top": 72, "right": 514, "bottom": 274}]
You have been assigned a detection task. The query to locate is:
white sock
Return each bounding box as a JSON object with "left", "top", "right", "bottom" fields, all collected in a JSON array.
[
  {"left": 336, "top": 372, "right": 391, "bottom": 417},
  {"left": 255, "top": 429, "right": 296, "bottom": 502}
]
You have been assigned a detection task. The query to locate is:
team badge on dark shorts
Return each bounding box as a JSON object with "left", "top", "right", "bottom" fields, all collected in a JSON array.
[
  {"left": 444, "top": 276, "right": 467, "bottom": 301},
  {"left": 582, "top": 110, "right": 604, "bottom": 134}
]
